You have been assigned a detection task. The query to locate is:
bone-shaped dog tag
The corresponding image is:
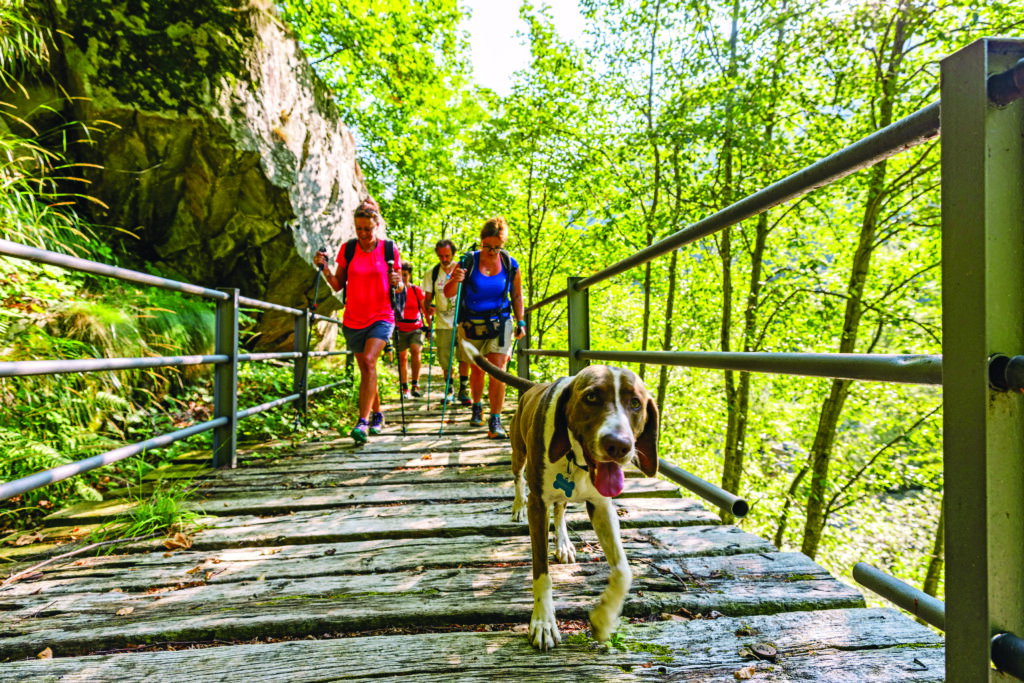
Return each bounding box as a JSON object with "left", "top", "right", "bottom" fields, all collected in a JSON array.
[{"left": 554, "top": 473, "right": 574, "bottom": 497}]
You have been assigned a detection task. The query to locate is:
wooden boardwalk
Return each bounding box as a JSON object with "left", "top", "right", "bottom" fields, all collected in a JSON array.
[{"left": 0, "top": 395, "right": 944, "bottom": 681}]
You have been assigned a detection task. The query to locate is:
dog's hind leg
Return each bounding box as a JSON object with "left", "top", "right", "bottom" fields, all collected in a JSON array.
[
  {"left": 528, "top": 493, "right": 560, "bottom": 650},
  {"left": 510, "top": 448, "right": 528, "bottom": 523},
  {"left": 551, "top": 501, "right": 576, "bottom": 564},
  {"left": 586, "top": 498, "right": 631, "bottom": 644}
]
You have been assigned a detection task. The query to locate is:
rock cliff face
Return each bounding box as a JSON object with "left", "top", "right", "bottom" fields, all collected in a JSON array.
[{"left": 49, "top": 0, "right": 367, "bottom": 349}]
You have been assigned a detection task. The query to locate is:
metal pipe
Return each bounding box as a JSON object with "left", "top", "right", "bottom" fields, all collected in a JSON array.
[
  {"left": 312, "top": 314, "right": 343, "bottom": 325},
  {"left": 521, "top": 349, "right": 571, "bottom": 358},
  {"left": 992, "top": 632, "right": 1024, "bottom": 680},
  {"left": 308, "top": 380, "right": 346, "bottom": 396},
  {"left": 0, "top": 354, "right": 228, "bottom": 378},
  {"left": 578, "top": 350, "right": 942, "bottom": 386},
  {"left": 0, "top": 238, "right": 229, "bottom": 300},
  {"left": 0, "top": 418, "right": 228, "bottom": 502},
  {"left": 657, "top": 458, "right": 748, "bottom": 518},
  {"left": 989, "top": 57, "right": 1024, "bottom": 106},
  {"left": 853, "top": 562, "right": 945, "bottom": 631},
  {"left": 310, "top": 351, "right": 351, "bottom": 358},
  {"left": 573, "top": 103, "right": 940, "bottom": 293},
  {"left": 236, "top": 393, "right": 300, "bottom": 420},
  {"left": 238, "top": 352, "right": 303, "bottom": 363},
  {"left": 237, "top": 296, "right": 303, "bottom": 315},
  {"left": 526, "top": 289, "right": 570, "bottom": 313}
]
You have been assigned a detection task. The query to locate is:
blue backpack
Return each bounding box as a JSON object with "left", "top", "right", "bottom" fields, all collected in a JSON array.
[{"left": 456, "top": 250, "right": 517, "bottom": 340}]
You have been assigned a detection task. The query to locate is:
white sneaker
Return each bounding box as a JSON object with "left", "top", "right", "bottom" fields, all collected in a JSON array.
[{"left": 402, "top": 390, "right": 412, "bottom": 399}]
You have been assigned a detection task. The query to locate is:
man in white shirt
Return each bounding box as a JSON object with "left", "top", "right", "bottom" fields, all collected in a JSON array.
[{"left": 422, "top": 239, "right": 471, "bottom": 405}]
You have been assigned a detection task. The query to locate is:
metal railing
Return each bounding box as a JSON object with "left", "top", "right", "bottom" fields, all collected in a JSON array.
[
  {"left": 515, "top": 39, "right": 1024, "bottom": 681},
  {"left": 0, "top": 238, "right": 349, "bottom": 501}
]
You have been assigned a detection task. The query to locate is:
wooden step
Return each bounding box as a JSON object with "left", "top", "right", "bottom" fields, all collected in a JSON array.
[{"left": 0, "top": 608, "right": 943, "bottom": 681}]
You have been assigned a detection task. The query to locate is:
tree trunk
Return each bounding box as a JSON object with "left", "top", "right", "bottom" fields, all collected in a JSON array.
[
  {"left": 922, "top": 494, "right": 944, "bottom": 598},
  {"left": 657, "top": 249, "right": 679, "bottom": 415},
  {"left": 717, "top": 0, "right": 741, "bottom": 519},
  {"left": 800, "top": 7, "right": 908, "bottom": 559},
  {"left": 637, "top": 0, "right": 662, "bottom": 383}
]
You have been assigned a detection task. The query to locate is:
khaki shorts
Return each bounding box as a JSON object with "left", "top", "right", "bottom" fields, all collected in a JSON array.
[
  {"left": 434, "top": 327, "right": 467, "bottom": 375},
  {"left": 396, "top": 328, "right": 423, "bottom": 353},
  {"left": 459, "top": 319, "right": 514, "bottom": 358}
]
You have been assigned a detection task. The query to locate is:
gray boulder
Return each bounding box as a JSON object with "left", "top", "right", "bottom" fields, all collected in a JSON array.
[{"left": 47, "top": 0, "right": 367, "bottom": 349}]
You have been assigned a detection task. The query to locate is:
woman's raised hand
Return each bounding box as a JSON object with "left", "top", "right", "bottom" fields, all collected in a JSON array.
[
  {"left": 314, "top": 251, "right": 328, "bottom": 269},
  {"left": 449, "top": 267, "right": 466, "bottom": 283}
]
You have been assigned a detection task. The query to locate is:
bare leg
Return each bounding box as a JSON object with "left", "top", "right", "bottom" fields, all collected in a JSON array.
[
  {"left": 398, "top": 349, "right": 409, "bottom": 384},
  {"left": 410, "top": 344, "right": 422, "bottom": 384},
  {"left": 356, "top": 338, "right": 387, "bottom": 419},
  {"left": 486, "top": 352, "right": 509, "bottom": 414},
  {"left": 470, "top": 363, "right": 486, "bottom": 403}
]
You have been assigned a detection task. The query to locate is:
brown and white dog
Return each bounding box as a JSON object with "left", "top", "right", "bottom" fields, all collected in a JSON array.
[{"left": 460, "top": 340, "right": 658, "bottom": 650}]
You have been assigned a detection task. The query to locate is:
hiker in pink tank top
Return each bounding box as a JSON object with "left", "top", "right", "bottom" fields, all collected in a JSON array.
[{"left": 314, "top": 197, "right": 403, "bottom": 444}]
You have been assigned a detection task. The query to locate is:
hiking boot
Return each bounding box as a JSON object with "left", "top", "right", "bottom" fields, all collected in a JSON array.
[
  {"left": 349, "top": 418, "right": 369, "bottom": 444},
  {"left": 470, "top": 403, "right": 484, "bottom": 427},
  {"left": 458, "top": 385, "right": 471, "bottom": 406},
  {"left": 410, "top": 384, "right": 422, "bottom": 398},
  {"left": 402, "top": 389, "right": 412, "bottom": 399},
  {"left": 369, "top": 411, "right": 385, "bottom": 435},
  {"left": 488, "top": 414, "right": 508, "bottom": 440},
  {"left": 439, "top": 391, "right": 454, "bottom": 405}
]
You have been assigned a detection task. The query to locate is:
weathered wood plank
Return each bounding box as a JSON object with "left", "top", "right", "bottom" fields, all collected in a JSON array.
[
  {"left": 47, "top": 478, "right": 680, "bottom": 525},
  {"left": 0, "top": 551, "right": 864, "bottom": 660},
  {"left": 183, "top": 497, "right": 720, "bottom": 549},
  {"left": 0, "top": 608, "right": 944, "bottom": 681},
  {"left": 0, "top": 527, "right": 775, "bottom": 597}
]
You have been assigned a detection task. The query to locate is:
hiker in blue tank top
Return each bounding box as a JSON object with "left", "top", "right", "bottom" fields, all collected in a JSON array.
[{"left": 444, "top": 216, "right": 526, "bottom": 439}]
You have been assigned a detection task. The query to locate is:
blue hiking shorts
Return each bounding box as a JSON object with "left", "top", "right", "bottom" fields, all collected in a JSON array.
[{"left": 343, "top": 320, "right": 395, "bottom": 354}]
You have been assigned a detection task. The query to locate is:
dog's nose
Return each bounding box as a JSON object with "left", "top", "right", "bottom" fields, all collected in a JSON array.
[{"left": 601, "top": 433, "right": 633, "bottom": 460}]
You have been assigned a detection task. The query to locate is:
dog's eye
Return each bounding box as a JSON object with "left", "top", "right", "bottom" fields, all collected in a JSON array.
[
  {"left": 630, "top": 397, "right": 642, "bottom": 411},
  {"left": 584, "top": 391, "right": 599, "bottom": 404}
]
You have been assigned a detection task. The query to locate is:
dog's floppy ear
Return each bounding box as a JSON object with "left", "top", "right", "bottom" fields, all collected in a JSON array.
[
  {"left": 634, "top": 398, "right": 659, "bottom": 476},
  {"left": 547, "top": 380, "right": 574, "bottom": 464}
]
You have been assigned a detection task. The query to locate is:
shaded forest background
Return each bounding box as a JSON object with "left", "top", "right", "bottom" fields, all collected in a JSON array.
[{"left": 5, "top": 0, "right": 1024, "bottom": 604}]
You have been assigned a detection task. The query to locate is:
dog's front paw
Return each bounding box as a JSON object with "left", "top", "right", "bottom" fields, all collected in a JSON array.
[
  {"left": 511, "top": 500, "right": 527, "bottom": 523},
  {"left": 529, "top": 607, "right": 561, "bottom": 650},
  {"left": 555, "top": 535, "right": 576, "bottom": 564},
  {"left": 589, "top": 603, "right": 619, "bottom": 644}
]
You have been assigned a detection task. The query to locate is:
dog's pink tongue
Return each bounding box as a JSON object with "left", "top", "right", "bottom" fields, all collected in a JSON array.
[{"left": 594, "top": 461, "right": 625, "bottom": 498}]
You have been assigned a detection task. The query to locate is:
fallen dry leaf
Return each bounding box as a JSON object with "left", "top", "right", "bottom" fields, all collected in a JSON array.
[
  {"left": 109, "top": 588, "right": 124, "bottom": 593},
  {"left": 37, "top": 647, "right": 53, "bottom": 659},
  {"left": 186, "top": 566, "right": 203, "bottom": 575},
  {"left": 734, "top": 665, "right": 756, "bottom": 680},
  {"left": 116, "top": 607, "right": 134, "bottom": 616},
  {"left": 13, "top": 531, "right": 46, "bottom": 546},
  {"left": 163, "top": 532, "right": 193, "bottom": 550}
]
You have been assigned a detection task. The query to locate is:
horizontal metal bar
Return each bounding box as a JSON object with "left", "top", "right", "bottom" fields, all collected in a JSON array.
[
  {"left": 989, "top": 57, "right": 1024, "bottom": 106},
  {"left": 236, "top": 393, "right": 300, "bottom": 420},
  {"left": 0, "top": 355, "right": 229, "bottom": 378},
  {"left": 521, "top": 349, "right": 571, "bottom": 358},
  {"left": 578, "top": 350, "right": 942, "bottom": 386},
  {"left": 237, "top": 296, "right": 303, "bottom": 316},
  {"left": 574, "top": 103, "right": 940, "bottom": 293},
  {"left": 0, "top": 239, "right": 229, "bottom": 300},
  {"left": 238, "top": 352, "right": 303, "bottom": 363},
  {"left": 658, "top": 458, "right": 748, "bottom": 517},
  {"left": 853, "top": 562, "right": 945, "bottom": 631},
  {"left": 526, "top": 290, "right": 569, "bottom": 313},
  {"left": 313, "top": 314, "right": 343, "bottom": 325},
  {"left": 0, "top": 417, "right": 228, "bottom": 502},
  {"left": 311, "top": 351, "right": 351, "bottom": 358},
  {"left": 308, "top": 379, "right": 347, "bottom": 396},
  {"left": 992, "top": 632, "right": 1024, "bottom": 680}
]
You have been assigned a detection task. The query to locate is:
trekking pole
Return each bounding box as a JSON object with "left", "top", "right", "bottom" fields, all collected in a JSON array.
[
  {"left": 424, "top": 313, "right": 436, "bottom": 410},
  {"left": 387, "top": 259, "right": 407, "bottom": 436},
  {"left": 439, "top": 255, "right": 470, "bottom": 436},
  {"left": 295, "top": 247, "right": 327, "bottom": 429}
]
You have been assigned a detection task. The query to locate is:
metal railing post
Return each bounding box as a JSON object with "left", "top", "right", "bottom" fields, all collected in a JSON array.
[
  {"left": 213, "top": 288, "right": 239, "bottom": 468},
  {"left": 518, "top": 309, "right": 531, "bottom": 384},
  {"left": 294, "top": 311, "right": 310, "bottom": 417},
  {"left": 941, "top": 38, "right": 1024, "bottom": 680},
  {"left": 567, "top": 277, "right": 590, "bottom": 376}
]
